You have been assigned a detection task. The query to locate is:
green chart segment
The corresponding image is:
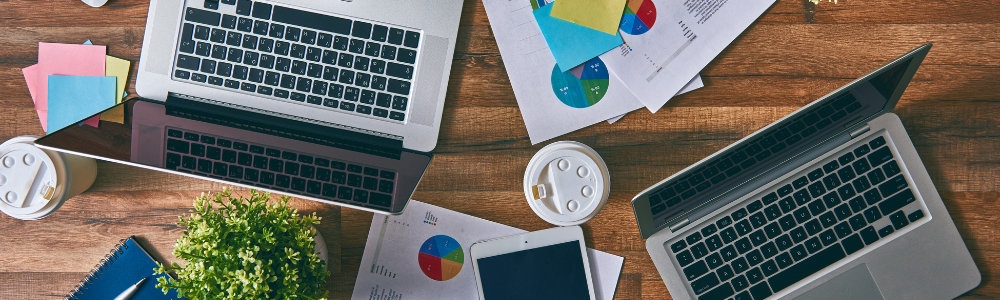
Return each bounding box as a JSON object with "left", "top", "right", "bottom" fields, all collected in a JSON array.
[
  {"left": 418, "top": 235, "right": 464, "bottom": 281},
  {"left": 551, "top": 57, "right": 610, "bottom": 108}
]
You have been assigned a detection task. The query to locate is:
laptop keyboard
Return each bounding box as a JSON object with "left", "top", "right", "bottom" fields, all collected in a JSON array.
[
  {"left": 668, "top": 135, "right": 926, "bottom": 300},
  {"left": 163, "top": 128, "right": 397, "bottom": 208},
  {"left": 175, "top": 0, "right": 419, "bottom": 123},
  {"left": 648, "top": 93, "right": 865, "bottom": 220}
]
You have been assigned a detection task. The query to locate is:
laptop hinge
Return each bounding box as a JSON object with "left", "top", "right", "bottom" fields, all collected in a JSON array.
[
  {"left": 669, "top": 218, "right": 691, "bottom": 233},
  {"left": 850, "top": 124, "right": 872, "bottom": 139}
]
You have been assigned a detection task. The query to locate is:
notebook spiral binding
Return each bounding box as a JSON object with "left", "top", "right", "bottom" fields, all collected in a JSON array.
[{"left": 65, "top": 239, "right": 130, "bottom": 300}]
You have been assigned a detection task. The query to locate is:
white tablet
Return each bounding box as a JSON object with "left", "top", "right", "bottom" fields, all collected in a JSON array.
[{"left": 470, "top": 226, "right": 596, "bottom": 300}]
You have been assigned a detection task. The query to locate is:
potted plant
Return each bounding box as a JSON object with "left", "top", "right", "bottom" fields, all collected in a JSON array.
[{"left": 154, "top": 189, "right": 330, "bottom": 300}]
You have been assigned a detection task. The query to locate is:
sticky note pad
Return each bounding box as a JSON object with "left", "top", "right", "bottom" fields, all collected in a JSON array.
[
  {"left": 99, "top": 55, "right": 132, "bottom": 124},
  {"left": 550, "top": 0, "right": 628, "bottom": 35},
  {"left": 36, "top": 43, "right": 107, "bottom": 127},
  {"left": 46, "top": 75, "right": 116, "bottom": 134},
  {"left": 534, "top": 4, "right": 624, "bottom": 70}
]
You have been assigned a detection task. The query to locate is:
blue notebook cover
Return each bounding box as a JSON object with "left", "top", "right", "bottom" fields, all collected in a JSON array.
[{"left": 69, "top": 237, "right": 182, "bottom": 300}]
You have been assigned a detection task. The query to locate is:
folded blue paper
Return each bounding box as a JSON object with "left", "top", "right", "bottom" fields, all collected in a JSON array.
[
  {"left": 534, "top": 4, "right": 623, "bottom": 71},
  {"left": 47, "top": 75, "right": 116, "bottom": 133}
]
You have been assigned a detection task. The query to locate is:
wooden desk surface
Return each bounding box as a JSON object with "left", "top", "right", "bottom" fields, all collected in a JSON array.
[{"left": 1, "top": 0, "right": 998, "bottom": 299}]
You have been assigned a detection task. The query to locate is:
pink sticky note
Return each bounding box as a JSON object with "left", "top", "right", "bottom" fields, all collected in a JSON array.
[
  {"left": 36, "top": 42, "right": 106, "bottom": 116},
  {"left": 21, "top": 64, "right": 46, "bottom": 131},
  {"left": 82, "top": 116, "right": 100, "bottom": 127}
]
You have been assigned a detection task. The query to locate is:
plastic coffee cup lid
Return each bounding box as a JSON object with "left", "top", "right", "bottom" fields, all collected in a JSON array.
[
  {"left": 0, "top": 136, "right": 63, "bottom": 219},
  {"left": 523, "top": 141, "right": 610, "bottom": 226}
]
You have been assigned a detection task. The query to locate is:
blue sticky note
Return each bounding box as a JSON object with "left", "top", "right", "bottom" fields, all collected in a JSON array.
[
  {"left": 46, "top": 75, "right": 116, "bottom": 133},
  {"left": 534, "top": 4, "right": 623, "bottom": 71}
]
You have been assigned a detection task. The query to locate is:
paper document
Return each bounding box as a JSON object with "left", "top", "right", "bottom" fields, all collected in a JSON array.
[
  {"left": 550, "top": 0, "right": 628, "bottom": 35},
  {"left": 606, "top": 73, "right": 704, "bottom": 124},
  {"left": 601, "top": 0, "right": 775, "bottom": 112},
  {"left": 484, "top": 0, "right": 645, "bottom": 144},
  {"left": 351, "top": 200, "right": 625, "bottom": 300},
  {"left": 535, "top": 3, "right": 624, "bottom": 70}
]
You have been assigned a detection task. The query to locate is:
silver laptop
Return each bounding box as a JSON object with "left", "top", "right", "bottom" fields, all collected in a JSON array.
[
  {"left": 631, "top": 45, "right": 981, "bottom": 300},
  {"left": 136, "top": 0, "right": 462, "bottom": 153}
]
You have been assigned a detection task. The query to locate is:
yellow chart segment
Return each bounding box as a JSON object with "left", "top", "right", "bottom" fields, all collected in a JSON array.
[{"left": 439, "top": 258, "right": 463, "bottom": 281}]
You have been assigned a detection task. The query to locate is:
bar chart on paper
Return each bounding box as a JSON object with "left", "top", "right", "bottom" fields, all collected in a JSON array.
[
  {"left": 620, "top": 0, "right": 656, "bottom": 35},
  {"left": 418, "top": 235, "right": 464, "bottom": 281},
  {"left": 551, "top": 57, "right": 611, "bottom": 108}
]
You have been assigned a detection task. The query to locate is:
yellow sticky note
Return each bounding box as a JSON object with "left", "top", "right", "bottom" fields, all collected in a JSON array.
[
  {"left": 550, "top": 0, "right": 628, "bottom": 35},
  {"left": 99, "top": 55, "right": 131, "bottom": 124}
]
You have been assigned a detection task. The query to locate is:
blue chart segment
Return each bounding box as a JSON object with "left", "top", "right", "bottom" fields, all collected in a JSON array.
[
  {"left": 620, "top": 0, "right": 657, "bottom": 35},
  {"left": 551, "top": 57, "right": 610, "bottom": 108},
  {"left": 418, "top": 235, "right": 464, "bottom": 281}
]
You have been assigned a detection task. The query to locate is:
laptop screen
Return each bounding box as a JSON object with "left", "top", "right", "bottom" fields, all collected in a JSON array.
[
  {"left": 644, "top": 56, "right": 916, "bottom": 230},
  {"left": 34, "top": 97, "right": 433, "bottom": 214}
]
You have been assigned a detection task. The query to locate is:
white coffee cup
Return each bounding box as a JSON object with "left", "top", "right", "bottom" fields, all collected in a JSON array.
[
  {"left": 0, "top": 136, "right": 97, "bottom": 220},
  {"left": 523, "top": 141, "right": 610, "bottom": 226}
]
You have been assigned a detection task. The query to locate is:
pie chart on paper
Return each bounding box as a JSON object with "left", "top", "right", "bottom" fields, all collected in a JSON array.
[
  {"left": 551, "top": 57, "right": 610, "bottom": 108},
  {"left": 418, "top": 235, "right": 464, "bottom": 281},
  {"left": 620, "top": 0, "right": 656, "bottom": 35}
]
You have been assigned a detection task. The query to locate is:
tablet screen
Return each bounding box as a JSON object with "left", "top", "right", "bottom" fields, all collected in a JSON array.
[{"left": 477, "top": 240, "right": 590, "bottom": 300}]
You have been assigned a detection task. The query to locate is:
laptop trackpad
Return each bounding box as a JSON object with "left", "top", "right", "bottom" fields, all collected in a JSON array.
[{"left": 793, "top": 264, "right": 884, "bottom": 300}]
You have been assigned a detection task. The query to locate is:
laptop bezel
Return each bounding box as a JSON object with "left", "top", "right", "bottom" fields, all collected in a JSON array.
[{"left": 631, "top": 44, "right": 932, "bottom": 239}]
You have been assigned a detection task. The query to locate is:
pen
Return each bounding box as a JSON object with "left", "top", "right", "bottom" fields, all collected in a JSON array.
[{"left": 113, "top": 278, "right": 145, "bottom": 300}]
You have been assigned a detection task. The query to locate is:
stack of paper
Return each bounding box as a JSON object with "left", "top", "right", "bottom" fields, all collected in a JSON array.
[
  {"left": 352, "top": 200, "right": 625, "bottom": 300},
  {"left": 21, "top": 41, "right": 131, "bottom": 134},
  {"left": 483, "top": 0, "right": 775, "bottom": 144}
]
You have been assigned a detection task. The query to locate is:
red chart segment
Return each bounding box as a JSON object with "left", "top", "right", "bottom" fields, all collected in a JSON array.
[
  {"left": 418, "top": 235, "right": 464, "bottom": 281},
  {"left": 620, "top": 0, "right": 656, "bottom": 35}
]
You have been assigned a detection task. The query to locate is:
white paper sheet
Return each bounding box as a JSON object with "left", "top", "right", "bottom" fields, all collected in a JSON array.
[
  {"left": 601, "top": 0, "right": 775, "bottom": 112},
  {"left": 483, "top": 0, "right": 644, "bottom": 144},
  {"left": 351, "top": 200, "right": 625, "bottom": 300},
  {"left": 606, "top": 73, "right": 705, "bottom": 124}
]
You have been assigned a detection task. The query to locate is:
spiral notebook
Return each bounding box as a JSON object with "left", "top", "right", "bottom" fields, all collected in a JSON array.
[{"left": 67, "top": 236, "right": 182, "bottom": 300}]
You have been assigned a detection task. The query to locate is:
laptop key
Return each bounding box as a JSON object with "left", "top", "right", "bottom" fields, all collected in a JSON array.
[
  {"left": 735, "top": 238, "right": 752, "bottom": 254},
  {"left": 860, "top": 226, "right": 879, "bottom": 245},
  {"left": 720, "top": 227, "right": 738, "bottom": 244},
  {"left": 368, "top": 192, "right": 392, "bottom": 207},
  {"left": 715, "top": 216, "right": 733, "bottom": 229},
  {"left": 197, "top": 159, "right": 212, "bottom": 173},
  {"left": 878, "top": 175, "right": 908, "bottom": 198},
  {"left": 749, "top": 212, "right": 767, "bottom": 228},
  {"left": 353, "top": 190, "right": 369, "bottom": 202},
  {"left": 403, "top": 31, "right": 420, "bottom": 48},
  {"left": 683, "top": 260, "right": 709, "bottom": 281},
  {"left": 908, "top": 210, "right": 924, "bottom": 222},
  {"left": 670, "top": 240, "right": 687, "bottom": 253},
  {"left": 890, "top": 210, "right": 910, "bottom": 230},
  {"left": 775, "top": 234, "right": 793, "bottom": 251},
  {"left": 306, "top": 180, "right": 322, "bottom": 194},
  {"left": 749, "top": 283, "right": 772, "bottom": 300},
  {"left": 878, "top": 225, "right": 895, "bottom": 238},
  {"left": 677, "top": 250, "right": 694, "bottom": 267},
  {"left": 735, "top": 220, "right": 753, "bottom": 236},
  {"left": 705, "top": 235, "right": 723, "bottom": 251},
  {"left": 387, "top": 28, "right": 404, "bottom": 45},
  {"left": 397, "top": 48, "right": 416, "bottom": 64},
  {"left": 705, "top": 253, "right": 724, "bottom": 269},
  {"left": 746, "top": 249, "right": 763, "bottom": 266},
  {"left": 692, "top": 273, "right": 720, "bottom": 295},
  {"left": 720, "top": 245, "right": 738, "bottom": 261},
  {"left": 820, "top": 229, "right": 838, "bottom": 246},
  {"left": 745, "top": 268, "right": 764, "bottom": 284},
  {"left": 691, "top": 243, "right": 709, "bottom": 259},
  {"left": 337, "top": 186, "right": 353, "bottom": 200},
  {"left": 731, "top": 208, "right": 749, "bottom": 221},
  {"left": 716, "top": 265, "right": 735, "bottom": 281}
]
